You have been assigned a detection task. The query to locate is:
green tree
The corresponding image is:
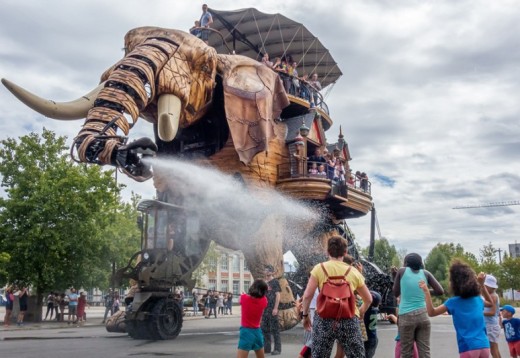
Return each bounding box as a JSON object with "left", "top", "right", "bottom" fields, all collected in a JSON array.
[
  {"left": 191, "top": 241, "right": 219, "bottom": 287},
  {"left": 363, "top": 238, "right": 398, "bottom": 273},
  {"left": 100, "top": 193, "right": 142, "bottom": 291},
  {"left": 425, "top": 248, "right": 449, "bottom": 286},
  {"left": 479, "top": 242, "right": 500, "bottom": 275},
  {"left": 0, "top": 129, "right": 121, "bottom": 318},
  {"left": 0, "top": 252, "right": 10, "bottom": 285},
  {"left": 497, "top": 255, "right": 520, "bottom": 301},
  {"left": 425, "top": 243, "right": 479, "bottom": 291}
]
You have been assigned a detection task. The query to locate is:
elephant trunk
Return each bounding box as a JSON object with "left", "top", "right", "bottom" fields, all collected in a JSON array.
[{"left": 73, "top": 37, "right": 181, "bottom": 168}]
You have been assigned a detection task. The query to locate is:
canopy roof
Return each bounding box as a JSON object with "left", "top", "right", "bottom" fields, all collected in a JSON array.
[{"left": 208, "top": 7, "right": 342, "bottom": 88}]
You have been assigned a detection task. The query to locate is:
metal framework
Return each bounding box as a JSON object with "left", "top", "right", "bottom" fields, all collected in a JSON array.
[{"left": 452, "top": 200, "right": 520, "bottom": 209}]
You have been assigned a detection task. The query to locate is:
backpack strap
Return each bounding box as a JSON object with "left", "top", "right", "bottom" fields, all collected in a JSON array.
[
  {"left": 321, "top": 262, "right": 353, "bottom": 278},
  {"left": 320, "top": 262, "right": 329, "bottom": 278}
]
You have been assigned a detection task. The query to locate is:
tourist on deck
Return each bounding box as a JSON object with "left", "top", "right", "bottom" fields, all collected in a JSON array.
[
  {"left": 308, "top": 148, "right": 326, "bottom": 164},
  {"left": 272, "top": 57, "right": 284, "bottom": 72},
  {"left": 333, "top": 157, "right": 346, "bottom": 183},
  {"left": 308, "top": 73, "right": 322, "bottom": 106},
  {"left": 189, "top": 20, "right": 202, "bottom": 38},
  {"left": 301, "top": 236, "right": 371, "bottom": 358},
  {"left": 317, "top": 164, "right": 327, "bottom": 177},
  {"left": 261, "top": 53, "right": 273, "bottom": 67},
  {"left": 281, "top": 58, "right": 292, "bottom": 93},
  {"left": 199, "top": 4, "right": 213, "bottom": 44},
  {"left": 420, "top": 261, "right": 492, "bottom": 358},
  {"left": 325, "top": 153, "right": 336, "bottom": 180},
  {"left": 299, "top": 73, "right": 311, "bottom": 102},
  {"left": 347, "top": 172, "right": 355, "bottom": 187},
  {"left": 393, "top": 253, "right": 444, "bottom": 358},
  {"left": 360, "top": 172, "right": 369, "bottom": 192},
  {"left": 308, "top": 162, "right": 318, "bottom": 175},
  {"left": 289, "top": 62, "right": 300, "bottom": 95}
]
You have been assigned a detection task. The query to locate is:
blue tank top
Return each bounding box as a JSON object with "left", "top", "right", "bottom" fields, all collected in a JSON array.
[
  {"left": 399, "top": 267, "right": 427, "bottom": 315},
  {"left": 484, "top": 294, "right": 499, "bottom": 326}
]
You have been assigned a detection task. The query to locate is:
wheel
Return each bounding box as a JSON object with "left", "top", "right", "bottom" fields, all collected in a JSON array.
[
  {"left": 126, "top": 303, "right": 154, "bottom": 340},
  {"left": 149, "top": 298, "right": 183, "bottom": 340}
]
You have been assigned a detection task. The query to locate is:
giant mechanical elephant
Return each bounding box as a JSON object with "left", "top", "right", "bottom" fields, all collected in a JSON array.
[{"left": 3, "top": 26, "right": 326, "bottom": 330}]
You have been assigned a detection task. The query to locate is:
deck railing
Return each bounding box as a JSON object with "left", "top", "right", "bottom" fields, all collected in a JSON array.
[
  {"left": 277, "top": 160, "right": 371, "bottom": 195},
  {"left": 277, "top": 72, "right": 329, "bottom": 115}
]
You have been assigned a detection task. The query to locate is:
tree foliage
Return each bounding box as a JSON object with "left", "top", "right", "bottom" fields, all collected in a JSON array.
[
  {"left": 363, "top": 237, "right": 399, "bottom": 274},
  {"left": 191, "top": 241, "right": 219, "bottom": 287},
  {"left": 425, "top": 243, "right": 480, "bottom": 291},
  {"left": 479, "top": 242, "right": 500, "bottom": 276},
  {"left": 496, "top": 255, "right": 520, "bottom": 300},
  {"left": 0, "top": 129, "right": 133, "bottom": 298}
]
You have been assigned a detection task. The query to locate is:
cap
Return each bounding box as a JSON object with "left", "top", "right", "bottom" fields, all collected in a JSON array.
[
  {"left": 500, "top": 305, "right": 516, "bottom": 315},
  {"left": 484, "top": 275, "right": 498, "bottom": 289}
]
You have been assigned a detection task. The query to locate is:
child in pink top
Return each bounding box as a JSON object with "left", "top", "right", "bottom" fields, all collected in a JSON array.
[{"left": 237, "top": 279, "right": 268, "bottom": 358}]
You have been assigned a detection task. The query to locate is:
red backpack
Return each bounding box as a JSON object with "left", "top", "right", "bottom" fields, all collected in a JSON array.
[{"left": 316, "top": 263, "right": 356, "bottom": 321}]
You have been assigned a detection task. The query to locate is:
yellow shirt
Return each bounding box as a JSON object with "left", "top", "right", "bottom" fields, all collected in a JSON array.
[{"left": 310, "top": 260, "right": 365, "bottom": 317}]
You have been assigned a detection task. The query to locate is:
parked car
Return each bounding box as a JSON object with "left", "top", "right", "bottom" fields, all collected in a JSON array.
[{"left": 0, "top": 293, "right": 6, "bottom": 306}]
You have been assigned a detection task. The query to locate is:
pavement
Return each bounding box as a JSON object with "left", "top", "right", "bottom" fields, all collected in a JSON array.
[{"left": 0, "top": 305, "right": 235, "bottom": 331}]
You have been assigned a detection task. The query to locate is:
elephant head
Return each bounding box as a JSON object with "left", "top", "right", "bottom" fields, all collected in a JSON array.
[{"left": 2, "top": 26, "right": 289, "bottom": 181}]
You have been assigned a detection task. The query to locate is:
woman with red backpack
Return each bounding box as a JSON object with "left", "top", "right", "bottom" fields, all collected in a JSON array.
[{"left": 300, "top": 236, "right": 372, "bottom": 358}]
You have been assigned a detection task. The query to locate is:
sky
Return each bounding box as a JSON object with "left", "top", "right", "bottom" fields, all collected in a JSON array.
[{"left": 1, "top": 0, "right": 519, "bottom": 262}]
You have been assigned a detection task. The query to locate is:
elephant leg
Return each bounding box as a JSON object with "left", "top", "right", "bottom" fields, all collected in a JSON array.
[
  {"left": 242, "top": 215, "right": 302, "bottom": 331},
  {"left": 242, "top": 215, "right": 284, "bottom": 279}
]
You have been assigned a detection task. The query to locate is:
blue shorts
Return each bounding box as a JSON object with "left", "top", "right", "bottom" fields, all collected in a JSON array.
[{"left": 238, "top": 327, "right": 264, "bottom": 352}]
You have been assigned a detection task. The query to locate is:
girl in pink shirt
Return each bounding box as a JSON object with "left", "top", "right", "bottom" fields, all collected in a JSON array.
[{"left": 237, "top": 279, "right": 268, "bottom": 358}]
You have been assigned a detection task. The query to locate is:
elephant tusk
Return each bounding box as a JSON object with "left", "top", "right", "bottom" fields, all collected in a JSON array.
[
  {"left": 1, "top": 78, "right": 104, "bottom": 120},
  {"left": 157, "top": 94, "right": 181, "bottom": 142}
]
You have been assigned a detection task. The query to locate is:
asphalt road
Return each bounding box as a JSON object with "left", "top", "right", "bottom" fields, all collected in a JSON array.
[{"left": 0, "top": 307, "right": 511, "bottom": 357}]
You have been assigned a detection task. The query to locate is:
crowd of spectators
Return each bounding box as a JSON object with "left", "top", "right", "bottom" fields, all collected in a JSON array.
[{"left": 303, "top": 148, "right": 370, "bottom": 193}]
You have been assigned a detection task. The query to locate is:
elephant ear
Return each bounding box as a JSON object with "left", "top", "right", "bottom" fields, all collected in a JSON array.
[{"left": 218, "top": 55, "right": 290, "bottom": 164}]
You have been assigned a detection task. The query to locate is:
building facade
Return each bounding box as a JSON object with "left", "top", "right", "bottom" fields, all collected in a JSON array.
[
  {"left": 509, "top": 243, "right": 520, "bottom": 258},
  {"left": 203, "top": 246, "right": 252, "bottom": 295}
]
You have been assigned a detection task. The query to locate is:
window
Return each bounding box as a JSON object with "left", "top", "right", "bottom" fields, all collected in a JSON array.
[
  {"left": 233, "top": 280, "right": 240, "bottom": 295},
  {"left": 209, "top": 279, "right": 216, "bottom": 290},
  {"left": 208, "top": 256, "right": 217, "bottom": 271},
  {"left": 243, "top": 281, "right": 250, "bottom": 293},
  {"left": 243, "top": 259, "right": 249, "bottom": 272},
  {"left": 221, "top": 280, "right": 228, "bottom": 293},
  {"left": 220, "top": 254, "right": 228, "bottom": 271},
  {"left": 232, "top": 255, "right": 240, "bottom": 272}
]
